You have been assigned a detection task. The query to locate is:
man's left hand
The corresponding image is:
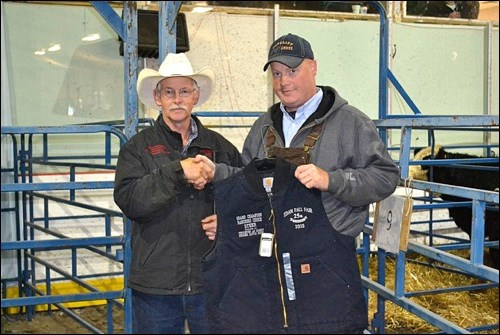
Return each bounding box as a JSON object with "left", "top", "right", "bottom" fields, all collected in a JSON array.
[{"left": 294, "top": 164, "right": 329, "bottom": 191}]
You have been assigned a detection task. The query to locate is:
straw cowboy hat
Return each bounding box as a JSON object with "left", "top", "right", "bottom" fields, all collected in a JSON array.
[{"left": 137, "top": 53, "right": 214, "bottom": 109}]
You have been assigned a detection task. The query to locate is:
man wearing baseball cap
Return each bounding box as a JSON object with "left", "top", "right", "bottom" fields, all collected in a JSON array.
[{"left": 203, "top": 33, "right": 399, "bottom": 333}]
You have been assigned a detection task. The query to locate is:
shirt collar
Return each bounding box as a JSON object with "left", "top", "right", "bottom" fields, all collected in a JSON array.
[
  {"left": 182, "top": 117, "right": 199, "bottom": 155},
  {"left": 280, "top": 88, "right": 323, "bottom": 122}
]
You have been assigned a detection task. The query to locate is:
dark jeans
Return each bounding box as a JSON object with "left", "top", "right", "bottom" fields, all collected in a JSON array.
[{"left": 132, "top": 289, "right": 209, "bottom": 334}]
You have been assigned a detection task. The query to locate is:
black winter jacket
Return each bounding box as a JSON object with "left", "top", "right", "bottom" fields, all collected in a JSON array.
[{"left": 114, "top": 115, "right": 242, "bottom": 295}]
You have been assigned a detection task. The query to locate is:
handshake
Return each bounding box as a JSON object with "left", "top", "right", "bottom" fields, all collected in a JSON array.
[{"left": 180, "top": 154, "right": 215, "bottom": 190}]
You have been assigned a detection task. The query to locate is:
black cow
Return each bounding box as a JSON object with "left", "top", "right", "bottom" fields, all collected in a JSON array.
[{"left": 410, "top": 145, "right": 499, "bottom": 269}]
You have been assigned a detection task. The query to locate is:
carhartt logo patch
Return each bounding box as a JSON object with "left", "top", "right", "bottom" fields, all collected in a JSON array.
[
  {"left": 301, "top": 263, "right": 311, "bottom": 274},
  {"left": 146, "top": 145, "right": 169, "bottom": 156},
  {"left": 263, "top": 177, "right": 273, "bottom": 193}
]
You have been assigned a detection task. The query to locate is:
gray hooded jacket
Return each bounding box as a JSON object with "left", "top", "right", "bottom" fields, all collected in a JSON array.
[{"left": 215, "top": 86, "right": 400, "bottom": 236}]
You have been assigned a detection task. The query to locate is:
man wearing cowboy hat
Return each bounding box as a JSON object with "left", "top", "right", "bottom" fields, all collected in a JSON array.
[{"left": 114, "top": 53, "right": 242, "bottom": 333}]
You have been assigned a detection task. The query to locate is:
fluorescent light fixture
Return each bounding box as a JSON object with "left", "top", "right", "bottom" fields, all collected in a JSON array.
[
  {"left": 191, "top": 1, "right": 213, "bottom": 13},
  {"left": 47, "top": 44, "right": 61, "bottom": 52},
  {"left": 81, "top": 33, "right": 101, "bottom": 42},
  {"left": 192, "top": 6, "right": 213, "bottom": 13}
]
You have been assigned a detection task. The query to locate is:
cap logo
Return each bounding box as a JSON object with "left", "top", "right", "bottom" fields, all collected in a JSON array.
[{"left": 273, "top": 40, "right": 294, "bottom": 52}]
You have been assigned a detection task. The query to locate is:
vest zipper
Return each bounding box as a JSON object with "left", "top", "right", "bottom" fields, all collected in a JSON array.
[{"left": 268, "top": 195, "right": 288, "bottom": 328}]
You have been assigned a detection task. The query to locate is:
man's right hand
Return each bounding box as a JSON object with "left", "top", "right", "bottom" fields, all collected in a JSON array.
[
  {"left": 201, "top": 214, "right": 217, "bottom": 240},
  {"left": 180, "top": 155, "right": 215, "bottom": 190}
]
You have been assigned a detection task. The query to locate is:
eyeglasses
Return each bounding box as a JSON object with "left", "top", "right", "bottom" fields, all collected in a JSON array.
[{"left": 156, "top": 87, "right": 197, "bottom": 100}]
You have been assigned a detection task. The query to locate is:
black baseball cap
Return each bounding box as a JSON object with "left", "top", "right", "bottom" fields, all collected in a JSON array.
[{"left": 263, "top": 33, "right": 314, "bottom": 71}]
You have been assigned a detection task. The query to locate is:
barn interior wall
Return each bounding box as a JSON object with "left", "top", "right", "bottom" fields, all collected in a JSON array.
[{"left": 2, "top": 2, "right": 498, "bottom": 151}]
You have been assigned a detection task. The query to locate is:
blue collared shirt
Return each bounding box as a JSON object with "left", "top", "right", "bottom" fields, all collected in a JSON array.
[{"left": 280, "top": 88, "right": 323, "bottom": 147}]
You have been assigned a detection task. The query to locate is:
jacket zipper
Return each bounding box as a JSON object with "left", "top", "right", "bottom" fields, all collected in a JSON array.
[{"left": 187, "top": 192, "right": 195, "bottom": 292}]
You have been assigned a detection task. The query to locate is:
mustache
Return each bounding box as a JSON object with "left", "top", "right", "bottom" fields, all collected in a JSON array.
[{"left": 168, "top": 105, "right": 187, "bottom": 112}]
